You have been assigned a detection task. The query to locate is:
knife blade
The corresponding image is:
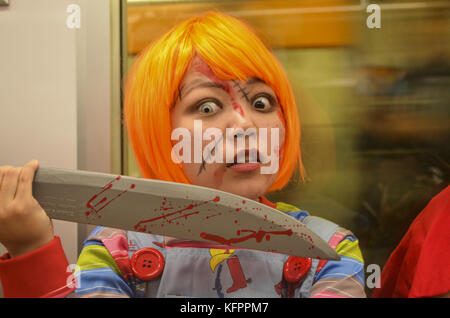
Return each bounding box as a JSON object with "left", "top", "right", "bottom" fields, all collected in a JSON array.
[{"left": 32, "top": 166, "right": 340, "bottom": 260}]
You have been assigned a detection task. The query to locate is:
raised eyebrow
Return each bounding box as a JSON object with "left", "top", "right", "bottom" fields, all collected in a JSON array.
[
  {"left": 181, "top": 80, "right": 227, "bottom": 97},
  {"left": 242, "top": 77, "right": 278, "bottom": 100},
  {"left": 244, "top": 77, "right": 266, "bottom": 86}
]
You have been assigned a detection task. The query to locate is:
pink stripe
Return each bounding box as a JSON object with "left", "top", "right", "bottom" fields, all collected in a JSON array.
[
  {"left": 328, "top": 233, "right": 345, "bottom": 249},
  {"left": 42, "top": 286, "right": 76, "bottom": 298},
  {"left": 101, "top": 234, "right": 133, "bottom": 279},
  {"left": 101, "top": 234, "right": 129, "bottom": 253},
  {"left": 311, "top": 291, "right": 348, "bottom": 298}
]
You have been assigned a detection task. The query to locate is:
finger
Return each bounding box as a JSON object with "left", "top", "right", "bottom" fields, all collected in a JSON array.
[
  {"left": 0, "top": 167, "right": 22, "bottom": 202},
  {"left": 0, "top": 165, "right": 14, "bottom": 191},
  {"left": 15, "top": 160, "right": 39, "bottom": 200}
]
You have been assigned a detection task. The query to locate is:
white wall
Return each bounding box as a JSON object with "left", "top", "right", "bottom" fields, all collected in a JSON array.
[
  {"left": 75, "top": 0, "right": 115, "bottom": 254},
  {"left": 76, "top": 0, "right": 112, "bottom": 174},
  {"left": 0, "top": 0, "right": 115, "bottom": 297},
  {"left": 0, "top": 0, "right": 78, "bottom": 261}
]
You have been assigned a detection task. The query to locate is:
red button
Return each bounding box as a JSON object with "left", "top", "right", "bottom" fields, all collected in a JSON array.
[
  {"left": 131, "top": 248, "right": 165, "bottom": 281},
  {"left": 283, "top": 256, "right": 311, "bottom": 283}
]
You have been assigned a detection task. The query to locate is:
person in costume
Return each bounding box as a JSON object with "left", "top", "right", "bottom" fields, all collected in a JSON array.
[{"left": 0, "top": 12, "right": 365, "bottom": 298}]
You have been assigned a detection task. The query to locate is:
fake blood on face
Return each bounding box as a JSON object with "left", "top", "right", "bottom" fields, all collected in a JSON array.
[
  {"left": 194, "top": 60, "right": 246, "bottom": 121},
  {"left": 233, "top": 102, "right": 245, "bottom": 117}
]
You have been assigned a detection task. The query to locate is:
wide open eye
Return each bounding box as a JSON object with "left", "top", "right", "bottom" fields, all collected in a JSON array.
[
  {"left": 252, "top": 95, "right": 273, "bottom": 112},
  {"left": 198, "top": 101, "right": 220, "bottom": 115}
]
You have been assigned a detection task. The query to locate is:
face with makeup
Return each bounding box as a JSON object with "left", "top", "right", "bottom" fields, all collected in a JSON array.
[{"left": 171, "top": 56, "right": 286, "bottom": 201}]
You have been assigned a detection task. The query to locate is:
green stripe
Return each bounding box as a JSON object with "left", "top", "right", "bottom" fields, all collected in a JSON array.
[{"left": 77, "top": 244, "right": 122, "bottom": 276}]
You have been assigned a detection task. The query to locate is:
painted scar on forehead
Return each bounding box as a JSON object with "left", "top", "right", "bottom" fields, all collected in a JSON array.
[
  {"left": 194, "top": 62, "right": 247, "bottom": 122},
  {"left": 232, "top": 80, "right": 250, "bottom": 103},
  {"left": 193, "top": 60, "right": 256, "bottom": 124},
  {"left": 193, "top": 61, "right": 232, "bottom": 94}
]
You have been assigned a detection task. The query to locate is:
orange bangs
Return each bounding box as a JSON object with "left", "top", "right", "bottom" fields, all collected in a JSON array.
[{"left": 124, "top": 11, "right": 305, "bottom": 192}]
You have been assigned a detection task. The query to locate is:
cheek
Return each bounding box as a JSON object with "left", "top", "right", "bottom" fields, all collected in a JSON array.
[
  {"left": 180, "top": 125, "right": 227, "bottom": 186},
  {"left": 256, "top": 115, "right": 285, "bottom": 173},
  {"left": 274, "top": 113, "right": 286, "bottom": 149},
  {"left": 181, "top": 162, "right": 197, "bottom": 180},
  {"left": 276, "top": 109, "right": 286, "bottom": 127},
  {"left": 279, "top": 125, "right": 286, "bottom": 150},
  {"left": 212, "top": 166, "right": 227, "bottom": 188},
  {"left": 257, "top": 115, "right": 286, "bottom": 147},
  {"left": 183, "top": 162, "right": 227, "bottom": 190},
  {"left": 276, "top": 126, "right": 286, "bottom": 164}
]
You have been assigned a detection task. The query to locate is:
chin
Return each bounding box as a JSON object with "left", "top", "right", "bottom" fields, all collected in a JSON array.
[{"left": 220, "top": 175, "right": 274, "bottom": 200}]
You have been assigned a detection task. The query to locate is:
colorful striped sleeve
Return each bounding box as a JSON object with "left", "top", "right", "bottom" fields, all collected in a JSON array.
[
  {"left": 71, "top": 227, "right": 136, "bottom": 298},
  {"left": 274, "top": 201, "right": 366, "bottom": 298},
  {"left": 310, "top": 228, "right": 366, "bottom": 298}
]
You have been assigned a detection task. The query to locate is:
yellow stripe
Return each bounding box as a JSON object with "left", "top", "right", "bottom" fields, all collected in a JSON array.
[
  {"left": 209, "top": 249, "right": 235, "bottom": 272},
  {"left": 77, "top": 245, "right": 122, "bottom": 276},
  {"left": 335, "top": 239, "right": 364, "bottom": 263},
  {"left": 275, "top": 202, "right": 301, "bottom": 213}
]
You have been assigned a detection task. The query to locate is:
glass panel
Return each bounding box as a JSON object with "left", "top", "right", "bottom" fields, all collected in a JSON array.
[{"left": 123, "top": 0, "right": 450, "bottom": 296}]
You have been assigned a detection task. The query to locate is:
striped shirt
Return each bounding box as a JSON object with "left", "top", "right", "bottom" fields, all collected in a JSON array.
[{"left": 70, "top": 201, "right": 366, "bottom": 298}]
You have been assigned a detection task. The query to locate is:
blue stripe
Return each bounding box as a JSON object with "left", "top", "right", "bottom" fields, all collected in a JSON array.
[
  {"left": 285, "top": 210, "right": 309, "bottom": 221},
  {"left": 82, "top": 226, "right": 104, "bottom": 246},
  {"left": 314, "top": 255, "right": 365, "bottom": 286},
  {"left": 89, "top": 226, "right": 104, "bottom": 236},
  {"left": 341, "top": 235, "right": 357, "bottom": 243},
  {"left": 82, "top": 240, "right": 104, "bottom": 247},
  {"left": 75, "top": 267, "right": 134, "bottom": 297}
]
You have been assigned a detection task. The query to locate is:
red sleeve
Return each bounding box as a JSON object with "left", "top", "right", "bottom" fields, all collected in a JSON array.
[
  {"left": 372, "top": 185, "right": 450, "bottom": 298},
  {"left": 0, "top": 236, "right": 76, "bottom": 298},
  {"left": 409, "top": 194, "right": 450, "bottom": 298}
]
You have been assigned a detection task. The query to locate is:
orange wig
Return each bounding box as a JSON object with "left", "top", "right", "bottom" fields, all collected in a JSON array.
[{"left": 124, "top": 11, "right": 305, "bottom": 192}]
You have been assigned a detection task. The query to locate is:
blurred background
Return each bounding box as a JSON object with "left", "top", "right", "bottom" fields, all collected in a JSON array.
[
  {"left": 124, "top": 0, "right": 450, "bottom": 296},
  {"left": 0, "top": 0, "right": 449, "bottom": 297}
]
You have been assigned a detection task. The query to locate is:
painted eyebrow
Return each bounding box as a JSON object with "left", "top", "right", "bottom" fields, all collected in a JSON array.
[{"left": 181, "top": 79, "right": 228, "bottom": 98}]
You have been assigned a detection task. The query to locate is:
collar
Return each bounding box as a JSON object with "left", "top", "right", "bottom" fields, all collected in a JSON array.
[{"left": 259, "top": 196, "right": 276, "bottom": 209}]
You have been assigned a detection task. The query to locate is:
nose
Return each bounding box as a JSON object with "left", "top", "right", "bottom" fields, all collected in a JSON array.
[
  {"left": 226, "top": 106, "right": 257, "bottom": 143},
  {"left": 226, "top": 102, "right": 256, "bottom": 132},
  {"left": 224, "top": 102, "right": 258, "bottom": 163}
]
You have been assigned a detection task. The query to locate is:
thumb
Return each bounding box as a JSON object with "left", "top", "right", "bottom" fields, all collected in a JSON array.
[{"left": 29, "top": 159, "right": 39, "bottom": 170}]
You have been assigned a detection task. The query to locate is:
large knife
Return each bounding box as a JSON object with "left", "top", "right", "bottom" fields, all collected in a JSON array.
[{"left": 32, "top": 167, "right": 339, "bottom": 260}]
